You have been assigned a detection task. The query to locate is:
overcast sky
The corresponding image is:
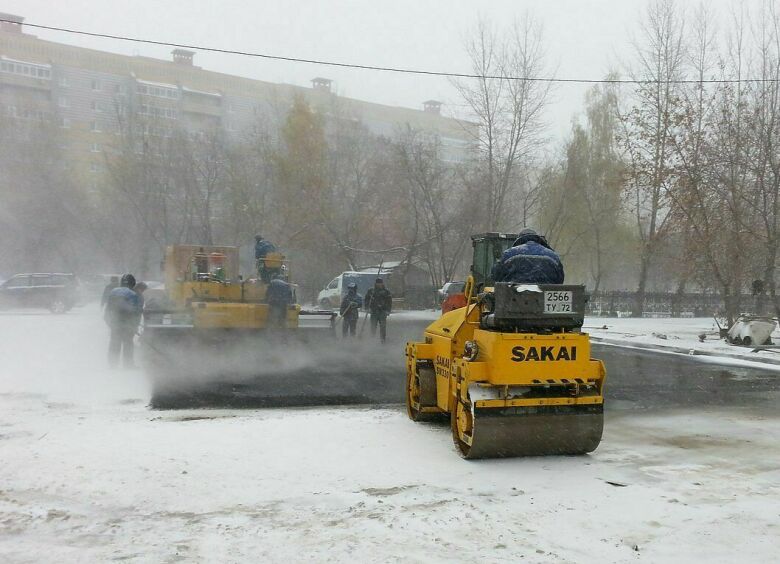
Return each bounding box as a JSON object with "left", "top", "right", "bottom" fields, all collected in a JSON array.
[{"left": 2, "top": 0, "right": 739, "bottom": 144}]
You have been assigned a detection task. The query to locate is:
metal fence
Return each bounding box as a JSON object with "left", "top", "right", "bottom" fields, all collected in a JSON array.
[{"left": 587, "top": 291, "right": 766, "bottom": 318}]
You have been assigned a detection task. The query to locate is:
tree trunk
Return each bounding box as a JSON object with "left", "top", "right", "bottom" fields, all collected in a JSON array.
[{"left": 633, "top": 251, "right": 650, "bottom": 317}]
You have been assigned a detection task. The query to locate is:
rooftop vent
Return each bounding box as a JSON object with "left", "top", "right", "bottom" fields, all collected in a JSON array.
[
  {"left": 172, "top": 49, "right": 195, "bottom": 66},
  {"left": 311, "top": 77, "right": 332, "bottom": 93},
  {"left": 0, "top": 13, "right": 24, "bottom": 34},
  {"left": 423, "top": 100, "right": 442, "bottom": 115}
]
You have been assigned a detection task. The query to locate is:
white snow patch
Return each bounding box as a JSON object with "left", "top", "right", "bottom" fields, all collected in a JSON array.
[
  {"left": 0, "top": 306, "right": 777, "bottom": 563},
  {"left": 587, "top": 316, "right": 780, "bottom": 369}
]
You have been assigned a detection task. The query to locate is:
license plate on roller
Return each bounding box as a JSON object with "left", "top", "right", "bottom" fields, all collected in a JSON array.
[{"left": 544, "top": 291, "right": 573, "bottom": 313}]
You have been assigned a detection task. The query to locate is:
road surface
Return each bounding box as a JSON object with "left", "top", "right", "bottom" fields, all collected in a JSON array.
[
  {"left": 1, "top": 306, "right": 778, "bottom": 563},
  {"left": 145, "top": 315, "right": 780, "bottom": 410}
]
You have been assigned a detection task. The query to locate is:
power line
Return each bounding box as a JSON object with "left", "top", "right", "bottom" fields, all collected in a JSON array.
[{"left": 3, "top": 18, "right": 780, "bottom": 84}]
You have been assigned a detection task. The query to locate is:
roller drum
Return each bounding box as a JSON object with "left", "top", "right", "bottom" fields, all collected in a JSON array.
[{"left": 453, "top": 404, "right": 604, "bottom": 459}]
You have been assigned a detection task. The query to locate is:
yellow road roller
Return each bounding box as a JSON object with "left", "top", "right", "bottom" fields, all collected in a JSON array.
[{"left": 405, "top": 233, "right": 606, "bottom": 458}]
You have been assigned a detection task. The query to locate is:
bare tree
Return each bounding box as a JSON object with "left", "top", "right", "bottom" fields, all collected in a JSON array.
[
  {"left": 453, "top": 16, "right": 552, "bottom": 231},
  {"left": 665, "top": 5, "right": 749, "bottom": 323},
  {"left": 744, "top": 2, "right": 780, "bottom": 316},
  {"left": 0, "top": 115, "right": 87, "bottom": 272},
  {"left": 619, "top": 0, "right": 687, "bottom": 315},
  {"left": 395, "top": 127, "right": 476, "bottom": 288}
]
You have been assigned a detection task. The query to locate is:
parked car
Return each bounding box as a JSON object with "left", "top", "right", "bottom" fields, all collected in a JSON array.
[
  {"left": 0, "top": 273, "right": 79, "bottom": 313},
  {"left": 317, "top": 271, "right": 388, "bottom": 309},
  {"left": 439, "top": 281, "right": 467, "bottom": 313}
]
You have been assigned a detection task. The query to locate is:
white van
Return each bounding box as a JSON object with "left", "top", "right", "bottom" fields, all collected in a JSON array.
[{"left": 317, "top": 271, "right": 386, "bottom": 309}]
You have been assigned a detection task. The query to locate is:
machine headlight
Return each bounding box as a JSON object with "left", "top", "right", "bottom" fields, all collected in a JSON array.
[{"left": 464, "top": 340, "right": 479, "bottom": 361}]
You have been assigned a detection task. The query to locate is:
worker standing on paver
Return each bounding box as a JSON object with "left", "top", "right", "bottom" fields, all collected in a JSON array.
[{"left": 254, "top": 235, "right": 277, "bottom": 282}]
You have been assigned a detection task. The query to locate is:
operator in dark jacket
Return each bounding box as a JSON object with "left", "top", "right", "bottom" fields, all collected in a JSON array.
[
  {"left": 255, "top": 235, "right": 277, "bottom": 282},
  {"left": 254, "top": 235, "right": 276, "bottom": 260},
  {"left": 105, "top": 274, "right": 143, "bottom": 368},
  {"left": 339, "top": 282, "right": 363, "bottom": 338},
  {"left": 492, "top": 228, "right": 564, "bottom": 284},
  {"left": 266, "top": 275, "right": 293, "bottom": 328},
  {"left": 364, "top": 278, "right": 392, "bottom": 343}
]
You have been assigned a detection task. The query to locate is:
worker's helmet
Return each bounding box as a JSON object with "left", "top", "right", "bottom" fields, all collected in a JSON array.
[
  {"left": 255, "top": 234, "right": 263, "bottom": 241},
  {"left": 347, "top": 282, "right": 358, "bottom": 290},
  {"left": 375, "top": 277, "right": 384, "bottom": 284},
  {"left": 120, "top": 273, "right": 136, "bottom": 288}
]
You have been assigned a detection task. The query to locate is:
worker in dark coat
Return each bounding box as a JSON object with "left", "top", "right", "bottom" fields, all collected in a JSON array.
[
  {"left": 339, "top": 282, "right": 363, "bottom": 338},
  {"left": 492, "top": 228, "right": 564, "bottom": 284},
  {"left": 100, "top": 275, "right": 119, "bottom": 310},
  {"left": 364, "top": 278, "right": 392, "bottom": 343},
  {"left": 105, "top": 273, "right": 143, "bottom": 368},
  {"left": 266, "top": 275, "right": 293, "bottom": 328}
]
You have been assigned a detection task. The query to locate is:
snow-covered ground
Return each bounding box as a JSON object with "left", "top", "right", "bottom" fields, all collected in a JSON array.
[
  {"left": 1, "top": 306, "right": 779, "bottom": 563},
  {"left": 585, "top": 317, "right": 780, "bottom": 369}
]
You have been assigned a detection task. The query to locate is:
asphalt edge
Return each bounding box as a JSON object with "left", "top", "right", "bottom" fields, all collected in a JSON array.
[{"left": 591, "top": 335, "right": 780, "bottom": 371}]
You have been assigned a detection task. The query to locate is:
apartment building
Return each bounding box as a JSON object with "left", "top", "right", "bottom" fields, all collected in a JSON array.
[{"left": 0, "top": 13, "right": 476, "bottom": 193}]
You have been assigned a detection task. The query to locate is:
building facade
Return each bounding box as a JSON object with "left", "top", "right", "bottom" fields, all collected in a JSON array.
[{"left": 0, "top": 13, "right": 476, "bottom": 194}]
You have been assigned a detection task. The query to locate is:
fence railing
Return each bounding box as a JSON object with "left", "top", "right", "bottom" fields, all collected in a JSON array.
[{"left": 587, "top": 291, "right": 769, "bottom": 318}]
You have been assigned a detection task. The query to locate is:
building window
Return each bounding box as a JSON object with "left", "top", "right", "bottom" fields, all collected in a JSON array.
[
  {"left": 90, "top": 163, "right": 99, "bottom": 173},
  {"left": 59, "top": 117, "right": 70, "bottom": 129},
  {"left": 91, "top": 79, "right": 102, "bottom": 91},
  {"left": 136, "top": 82, "right": 179, "bottom": 99},
  {"left": 58, "top": 97, "right": 69, "bottom": 108},
  {"left": 90, "top": 143, "right": 101, "bottom": 153},
  {"left": 58, "top": 77, "right": 69, "bottom": 87},
  {"left": 90, "top": 100, "right": 109, "bottom": 113},
  {"left": 0, "top": 58, "right": 51, "bottom": 79},
  {"left": 138, "top": 104, "right": 178, "bottom": 120},
  {"left": 90, "top": 120, "right": 101, "bottom": 132}
]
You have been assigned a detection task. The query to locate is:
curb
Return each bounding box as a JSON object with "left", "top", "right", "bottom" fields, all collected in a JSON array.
[{"left": 590, "top": 336, "right": 780, "bottom": 368}]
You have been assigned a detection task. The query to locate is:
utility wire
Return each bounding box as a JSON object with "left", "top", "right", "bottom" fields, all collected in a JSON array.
[{"left": 4, "top": 18, "right": 780, "bottom": 84}]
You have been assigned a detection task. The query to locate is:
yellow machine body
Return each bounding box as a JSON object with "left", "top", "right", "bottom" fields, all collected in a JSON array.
[
  {"left": 160, "top": 245, "right": 299, "bottom": 331},
  {"left": 406, "top": 300, "right": 606, "bottom": 459},
  {"left": 190, "top": 301, "right": 300, "bottom": 330},
  {"left": 406, "top": 231, "right": 606, "bottom": 459},
  {"left": 407, "top": 303, "right": 605, "bottom": 411}
]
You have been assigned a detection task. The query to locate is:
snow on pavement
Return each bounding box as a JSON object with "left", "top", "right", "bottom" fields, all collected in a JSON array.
[
  {"left": 0, "top": 306, "right": 779, "bottom": 563},
  {"left": 585, "top": 316, "right": 780, "bottom": 367}
]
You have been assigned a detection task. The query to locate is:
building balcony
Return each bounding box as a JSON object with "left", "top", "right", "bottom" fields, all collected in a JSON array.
[
  {"left": 0, "top": 72, "right": 52, "bottom": 91},
  {"left": 181, "top": 99, "right": 222, "bottom": 117}
]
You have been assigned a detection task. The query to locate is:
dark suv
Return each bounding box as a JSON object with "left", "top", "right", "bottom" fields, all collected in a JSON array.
[{"left": 0, "top": 273, "right": 79, "bottom": 313}]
